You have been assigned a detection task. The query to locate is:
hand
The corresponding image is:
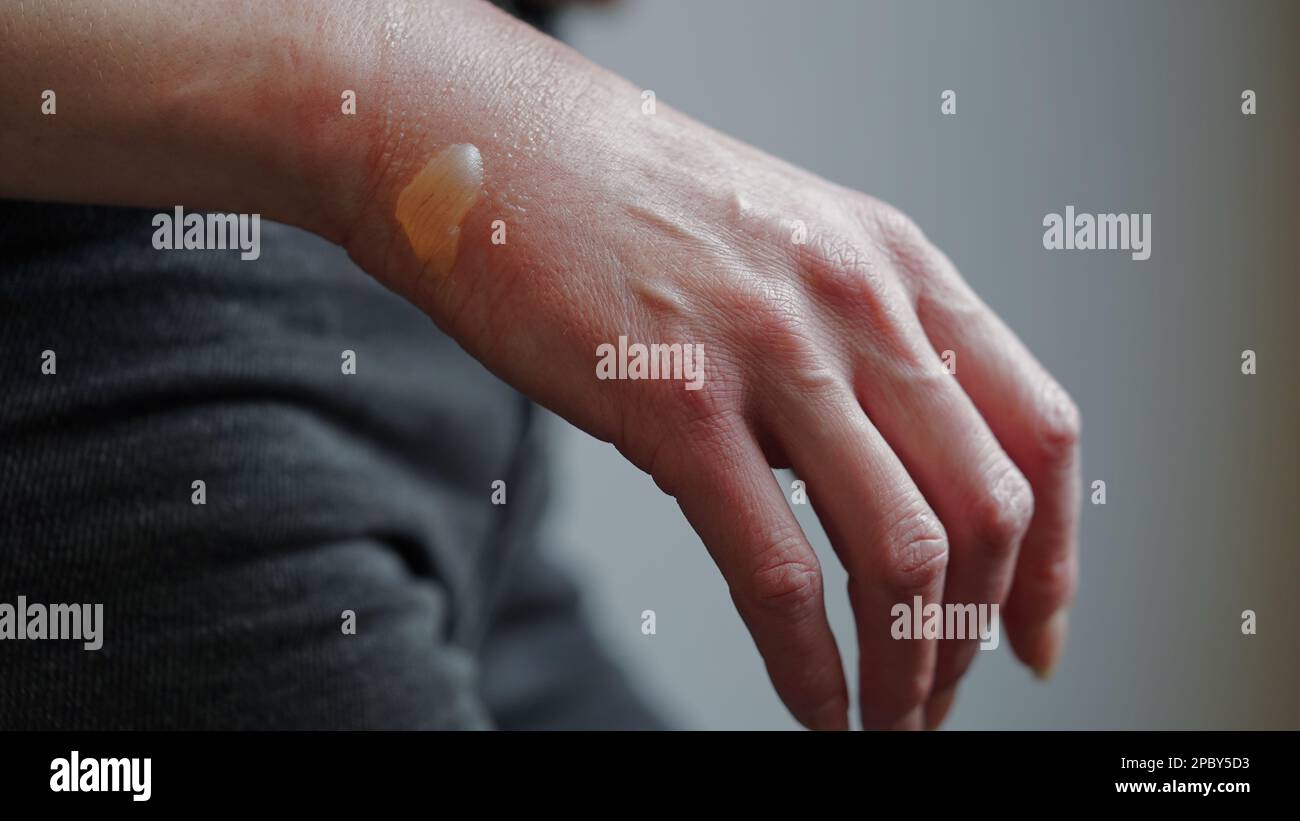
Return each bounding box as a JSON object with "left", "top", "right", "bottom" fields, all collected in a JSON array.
[
  {"left": 341, "top": 23, "right": 1081, "bottom": 730},
  {"left": 0, "top": 0, "right": 1079, "bottom": 731}
]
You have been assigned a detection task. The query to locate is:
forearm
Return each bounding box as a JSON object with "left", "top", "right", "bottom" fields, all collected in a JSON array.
[
  {"left": 0, "top": 1, "right": 335, "bottom": 238},
  {"left": 0, "top": 0, "right": 670, "bottom": 434},
  {"left": 0, "top": 0, "right": 614, "bottom": 246}
]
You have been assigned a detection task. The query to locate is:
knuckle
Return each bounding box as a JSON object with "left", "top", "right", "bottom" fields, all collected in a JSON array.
[
  {"left": 639, "top": 354, "right": 744, "bottom": 444},
  {"left": 866, "top": 202, "right": 952, "bottom": 288},
  {"left": 730, "top": 284, "right": 815, "bottom": 359},
  {"left": 881, "top": 506, "right": 950, "bottom": 595},
  {"left": 725, "top": 288, "right": 848, "bottom": 397},
  {"left": 802, "top": 230, "right": 884, "bottom": 303},
  {"left": 780, "top": 362, "right": 844, "bottom": 401},
  {"left": 1036, "top": 379, "right": 1081, "bottom": 463},
  {"left": 969, "top": 465, "right": 1034, "bottom": 558},
  {"left": 672, "top": 372, "right": 739, "bottom": 430},
  {"left": 871, "top": 202, "right": 928, "bottom": 255},
  {"left": 748, "top": 541, "right": 824, "bottom": 617},
  {"left": 800, "top": 230, "right": 915, "bottom": 350}
]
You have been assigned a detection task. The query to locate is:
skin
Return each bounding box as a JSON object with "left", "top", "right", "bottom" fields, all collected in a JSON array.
[{"left": 0, "top": 0, "right": 1081, "bottom": 730}]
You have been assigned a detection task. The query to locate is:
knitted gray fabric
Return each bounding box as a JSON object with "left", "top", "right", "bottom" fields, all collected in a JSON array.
[{"left": 0, "top": 200, "right": 662, "bottom": 730}]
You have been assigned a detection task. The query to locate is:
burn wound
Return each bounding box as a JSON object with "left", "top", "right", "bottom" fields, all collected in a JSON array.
[{"left": 394, "top": 143, "right": 484, "bottom": 278}]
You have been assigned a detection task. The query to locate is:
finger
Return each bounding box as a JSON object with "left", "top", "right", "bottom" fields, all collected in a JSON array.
[
  {"left": 913, "top": 250, "right": 1082, "bottom": 678},
  {"left": 769, "top": 388, "right": 949, "bottom": 730},
  {"left": 925, "top": 684, "right": 958, "bottom": 730},
  {"left": 850, "top": 323, "right": 1034, "bottom": 710},
  {"left": 799, "top": 225, "right": 1031, "bottom": 717},
  {"left": 664, "top": 421, "right": 849, "bottom": 730}
]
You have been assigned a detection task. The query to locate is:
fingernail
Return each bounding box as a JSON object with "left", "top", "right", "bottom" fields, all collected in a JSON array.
[
  {"left": 1032, "top": 610, "right": 1069, "bottom": 680},
  {"left": 925, "top": 686, "right": 958, "bottom": 730}
]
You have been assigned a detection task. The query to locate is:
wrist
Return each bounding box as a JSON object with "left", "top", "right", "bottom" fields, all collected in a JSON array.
[{"left": 334, "top": 0, "right": 634, "bottom": 321}]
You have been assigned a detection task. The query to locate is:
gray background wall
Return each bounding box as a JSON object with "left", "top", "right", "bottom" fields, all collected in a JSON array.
[{"left": 540, "top": 0, "right": 1299, "bottom": 729}]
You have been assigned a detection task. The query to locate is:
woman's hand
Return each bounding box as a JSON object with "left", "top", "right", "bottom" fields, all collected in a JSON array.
[
  {"left": 341, "top": 0, "right": 1081, "bottom": 731},
  {"left": 0, "top": 0, "right": 1080, "bottom": 730}
]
